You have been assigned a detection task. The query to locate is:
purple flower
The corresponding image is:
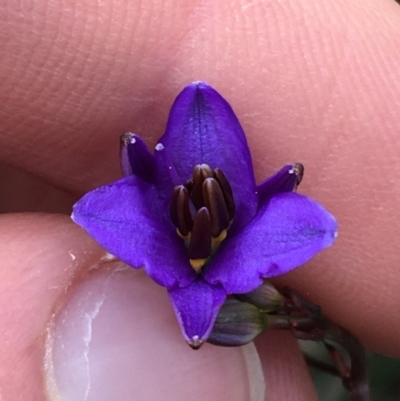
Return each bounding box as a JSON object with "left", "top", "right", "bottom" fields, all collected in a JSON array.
[{"left": 72, "top": 82, "right": 337, "bottom": 349}]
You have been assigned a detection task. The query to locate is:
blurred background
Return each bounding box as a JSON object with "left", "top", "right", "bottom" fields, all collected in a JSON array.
[{"left": 301, "top": 341, "right": 400, "bottom": 400}]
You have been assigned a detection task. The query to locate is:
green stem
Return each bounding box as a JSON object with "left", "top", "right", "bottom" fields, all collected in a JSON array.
[
  {"left": 267, "top": 288, "right": 369, "bottom": 401},
  {"left": 304, "top": 355, "right": 341, "bottom": 377}
]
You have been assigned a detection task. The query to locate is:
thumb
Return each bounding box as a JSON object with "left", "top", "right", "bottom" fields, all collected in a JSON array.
[{"left": 0, "top": 213, "right": 317, "bottom": 400}]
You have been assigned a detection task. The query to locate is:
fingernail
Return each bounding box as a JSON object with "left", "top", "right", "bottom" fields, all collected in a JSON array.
[{"left": 45, "top": 262, "right": 265, "bottom": 401}]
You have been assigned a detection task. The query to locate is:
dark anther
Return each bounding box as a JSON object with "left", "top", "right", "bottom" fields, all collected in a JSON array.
[
  {"left": 170, "top": 186, "right": 193, "bottom": 237},
  {"left": 213, "top": 168, "right": 235, "bottom": 220},
  {"left": 184, "top": 178, "right": 194, "bottom": 192},
  {"left": 202, "top": 178, "right": 231, "bottom": 237},
  {"left": 188, "top": 208, "right": 212, "bottom": 271},
  {"left": 291, "top": 163, "right": 304, "bottom": 189},
  {"left": 170, "top": 163, "right": 236, "bottom": 271},
  {"left": 191, "top": 164, "right": 213, "bottom": 209}
]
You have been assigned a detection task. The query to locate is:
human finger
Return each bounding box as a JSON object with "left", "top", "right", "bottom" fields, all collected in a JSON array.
[{"left": 0, "top": 213, "right": 316, "bottom": 401}]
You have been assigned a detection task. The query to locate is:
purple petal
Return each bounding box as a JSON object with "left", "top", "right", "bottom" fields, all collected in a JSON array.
[
  {"left": 154, "top": 82, "right": 257, "bottom": 233},
  {"left": 72, "top": 175, "right": 196, "bottom": 288},
  {"left": 256, "top": 164, "right": 304, "bottom": 205},
  {"left": 120, "top": 132, "right": 156, "bottom": 183},
  {"left": 168, "top": 278, "right": 226, "bottom": 348},
  {"left": 204, "top": 192, "right": 338, "bottom": 294}
]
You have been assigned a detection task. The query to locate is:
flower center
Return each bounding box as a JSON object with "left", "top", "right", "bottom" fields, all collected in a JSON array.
[{"left": 170, "top": 164, "right": 235, "bottom": 272}]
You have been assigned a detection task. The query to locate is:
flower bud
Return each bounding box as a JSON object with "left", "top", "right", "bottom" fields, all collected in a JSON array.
[
  {"left": 236, "top": 280, "right": 283, "bottom": 313},
  {"left": 207, "top": 298, "right": 267, "bottom": 347}
]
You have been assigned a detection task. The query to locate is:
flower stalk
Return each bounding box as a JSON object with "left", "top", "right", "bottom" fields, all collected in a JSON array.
[{"left": 209, "top": 282, "right": 369, "bottom": 401}]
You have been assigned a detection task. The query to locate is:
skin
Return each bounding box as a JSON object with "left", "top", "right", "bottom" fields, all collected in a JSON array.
[{"left": 1, "top": 0, "right": 400, "bottom": 399}]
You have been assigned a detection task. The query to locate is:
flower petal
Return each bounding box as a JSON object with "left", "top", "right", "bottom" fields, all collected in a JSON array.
[
  {"left": 119, "top": 132, "right": 156, "bottom": 183},
  {"left": 72, "top": 175, "right": 196, "bottom": 288},
  {"left": 168, "top": 278, "right": 226, "bottom": 348},
  {"left": 154, "top": 82, "right": 257, "bottom": 232},
  {"left": 256, "top": 164, "right": 304, "bottom": 205},
  {"left": 204, "top": 192, "right": 338, "bottom": 294}
]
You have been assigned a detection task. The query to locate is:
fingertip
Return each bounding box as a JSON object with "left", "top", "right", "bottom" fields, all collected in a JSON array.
[
  {"left": 47, "top": 263, "right": 265, "bottom": 401},
  {"left": 255, "top": 331, "right": 318, "bottom": 401},
  {"left": 0, "top": 214, "right": 105, "bottom": 400},
  {"left": 0, "top": 215, "right": 265, "bottom": 401}
]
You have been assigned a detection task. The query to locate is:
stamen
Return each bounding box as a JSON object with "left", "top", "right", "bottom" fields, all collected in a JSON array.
[
  {"left": 170, "top": 186, "right": 193, "bottom": 237},
  {"left": 202, "top": 178, "right": 231, "bottom": 237},
  {"left": 190, "top": 259, "right": 207, "bottom": 272},
  {"left": 191, "top": 164, "right": 213, "bottom": 209},
  {"left": 169, "top": 164, "right": 236, "bottom": 271},
  {"left": 184, "top": 178, "right": 194, "bottom": 192},
  {"left": 211, "top": 229, "right": 227, "bottom": 248},
  {"left": 213, "top": 168, "right": 235, "bottom": 220},
  {"left": 188, "top": 207, "right": 212, "bottom": 272}
]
